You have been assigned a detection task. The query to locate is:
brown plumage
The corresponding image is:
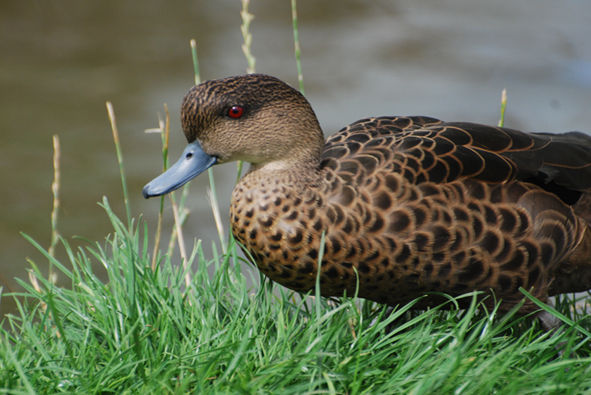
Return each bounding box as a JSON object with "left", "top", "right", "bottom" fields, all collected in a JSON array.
[{"left": 143, "top": 74, "right": 591, "bottom": 319}]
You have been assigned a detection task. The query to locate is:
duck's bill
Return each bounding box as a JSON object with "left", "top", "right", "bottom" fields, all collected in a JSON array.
[{"left": 142, "top": 141, "right": 217, "bottom": 198}]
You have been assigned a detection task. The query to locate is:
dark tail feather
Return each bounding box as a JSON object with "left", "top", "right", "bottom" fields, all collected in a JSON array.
[{"left": 532, "top": 131, "right": 591, "bottom": 191}]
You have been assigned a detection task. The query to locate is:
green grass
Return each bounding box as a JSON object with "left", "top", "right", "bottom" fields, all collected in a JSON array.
[
  {"left": 2, "top": 2, "right": 591, "bottom": 392},
  {"left": 1, "top": 200, "right": 591, "bottom": 393}
]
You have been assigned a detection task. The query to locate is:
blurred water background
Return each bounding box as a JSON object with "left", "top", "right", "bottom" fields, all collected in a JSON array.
[{"left": 1, "top": 0, "right": 590, "bottom": 315}]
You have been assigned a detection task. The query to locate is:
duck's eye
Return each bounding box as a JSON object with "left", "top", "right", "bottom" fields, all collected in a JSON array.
[{"left": 227, "top": 105, "right": 244, "bottom": 119}]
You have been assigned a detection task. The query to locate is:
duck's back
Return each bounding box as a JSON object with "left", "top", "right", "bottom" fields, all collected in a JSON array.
[
  {"left": 311, "top": 116, "right": 591, "bottom": 310},
  {"left": 323, "top": 115, "right": 591, "bottom": 193}
]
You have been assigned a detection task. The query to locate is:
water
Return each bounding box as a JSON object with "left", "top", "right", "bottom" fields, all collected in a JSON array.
[{"left": 1, "top": 0, "right": 590, "bottom": 315}]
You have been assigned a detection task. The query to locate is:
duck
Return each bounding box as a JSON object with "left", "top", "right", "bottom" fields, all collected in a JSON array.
[{"left": 143, "top": 73, "right": 591, "bottom": 322}]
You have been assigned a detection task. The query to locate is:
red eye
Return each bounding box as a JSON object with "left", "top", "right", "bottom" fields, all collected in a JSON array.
[{"left": 228, "top": 105, "right": 244, "bottom": 119}]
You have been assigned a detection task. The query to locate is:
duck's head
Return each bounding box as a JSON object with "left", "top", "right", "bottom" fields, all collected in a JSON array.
[{"left": 143, "top": 74, "right": 324, "bottom": 198}]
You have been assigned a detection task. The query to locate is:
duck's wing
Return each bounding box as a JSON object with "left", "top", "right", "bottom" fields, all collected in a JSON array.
[{"left": 322, "top": 116, "right": 591, "bottom": 196}]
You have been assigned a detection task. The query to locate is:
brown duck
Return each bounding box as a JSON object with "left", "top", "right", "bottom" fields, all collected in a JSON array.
[{"left": 144, "top": 74, "right": 591, "bottom": 321}]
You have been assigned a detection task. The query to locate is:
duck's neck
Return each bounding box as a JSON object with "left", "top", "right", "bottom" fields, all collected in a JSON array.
[
  {"left": 244, "top": 157, "right": 323, "bottom": 191},
  {"left": 249, "top": 156, "right": 318, "bottom": 173}
]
